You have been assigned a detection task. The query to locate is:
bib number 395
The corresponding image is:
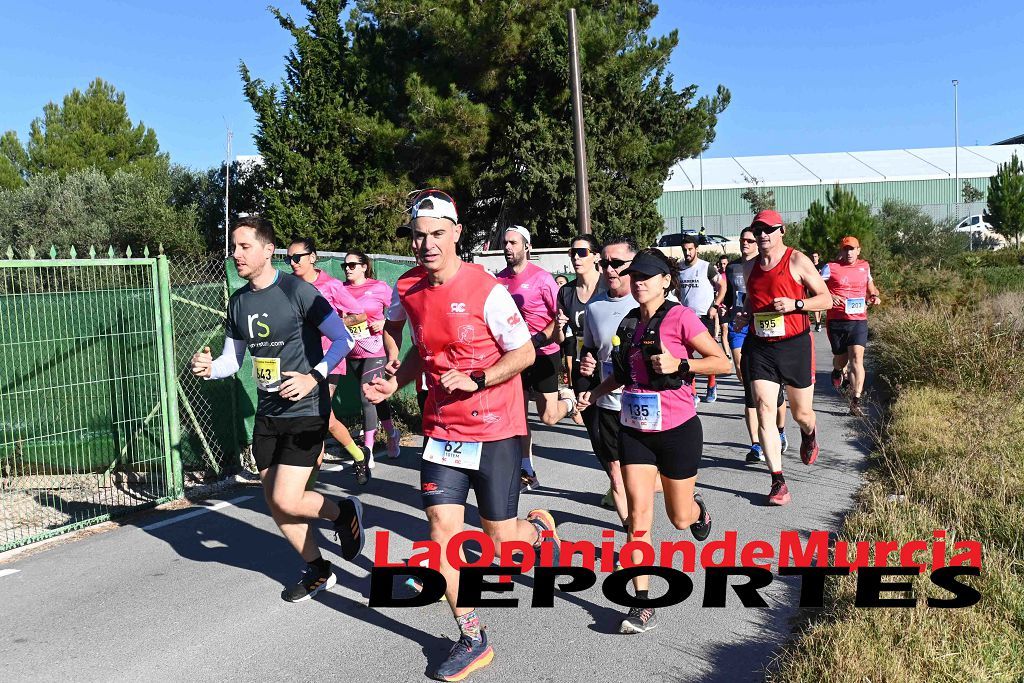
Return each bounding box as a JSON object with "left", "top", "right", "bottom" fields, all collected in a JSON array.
[{"left": 423, "top": 438, "right": 482, "bottom": 471}]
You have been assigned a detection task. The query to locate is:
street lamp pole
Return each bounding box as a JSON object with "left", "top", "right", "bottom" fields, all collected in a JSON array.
[
  {"left": 699, "top": 148, "right": 705, "bottom": 235},
  {"left": 952, "top": 79, "right": 959, "bottom": 211},
  {"left": 568, "top": 8, "right": 592, "bottom": 235}
]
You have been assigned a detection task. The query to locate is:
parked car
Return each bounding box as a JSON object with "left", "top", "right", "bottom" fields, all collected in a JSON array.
[
  {"left": 954, "top": 214, "right": 993, "bottom": 233},
  {"left": 657, "top": 233, "right": 729, "bottom": 247}
]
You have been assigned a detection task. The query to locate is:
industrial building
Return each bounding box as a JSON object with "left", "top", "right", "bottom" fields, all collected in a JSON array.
[{"left": 657, "top": 143, "right": 1024, "bottom": 237}]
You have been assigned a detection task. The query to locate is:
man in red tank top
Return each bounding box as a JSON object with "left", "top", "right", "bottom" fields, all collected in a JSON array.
[
  {"left": 364, "top": 190, "right": 562, "bottom": 681},
  {"left": 735, "top": 210, "right": 832, "bottom": 506},
  {"left": 823, "top": 236, "right": 881, "bottom": 417}
]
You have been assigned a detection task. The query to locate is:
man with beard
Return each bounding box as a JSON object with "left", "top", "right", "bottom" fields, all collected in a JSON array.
[{"left": 677, "top": 235, "right": 725, "bottom": 404}]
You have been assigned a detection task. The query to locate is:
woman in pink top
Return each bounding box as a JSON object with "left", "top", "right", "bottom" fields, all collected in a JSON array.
[
  {"left": 578, "top": 249, "right": 731, "bottom": 635},
  {"left": 343, "top": 249, "right": 401, "bottom": 462},
  {"left": 287, "top": 238, "right": 372, "bottom": 486}
]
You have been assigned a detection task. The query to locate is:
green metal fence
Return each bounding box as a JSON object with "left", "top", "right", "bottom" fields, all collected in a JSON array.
[{"left": 0, "top": 246, "right": 181, "bottom": 551}]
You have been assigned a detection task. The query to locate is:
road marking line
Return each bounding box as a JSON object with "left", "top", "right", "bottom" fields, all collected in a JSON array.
[
  {"left": 141, "top": 496, "right": 254, "bottom": 531},
  {"left": 0, "top": 569, "right": 20, "bottom": 578}
]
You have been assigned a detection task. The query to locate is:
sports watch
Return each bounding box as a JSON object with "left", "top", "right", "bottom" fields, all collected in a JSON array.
[
  {"left": 470, "top": 370, "right": 486, "bottom": 392},
  {"left": 795, "top": 299, "right": 805, "bottom": 311}
]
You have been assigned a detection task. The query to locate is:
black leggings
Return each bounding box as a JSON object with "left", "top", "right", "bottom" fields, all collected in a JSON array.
[{"left": 348, "top": 356, "right": 392, "bottom": 430}]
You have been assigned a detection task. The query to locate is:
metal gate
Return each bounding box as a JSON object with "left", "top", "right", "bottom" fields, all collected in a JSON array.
[{"left": 0, "top": 246, "right": 181, "bottom": 551}]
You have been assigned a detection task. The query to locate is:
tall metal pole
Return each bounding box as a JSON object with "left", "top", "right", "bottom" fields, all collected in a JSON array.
[
  {"left": 568, "top": 8, "right": 592, "bottom": 235},
  {"left": 699, "top": 148, "right": 705, "bottom": 234},
  {"left": 952, "top": 80, "right": 959, "bottom": 209},
  {"left": 224, "top": 129, "right": 233, "bottom": 258}
]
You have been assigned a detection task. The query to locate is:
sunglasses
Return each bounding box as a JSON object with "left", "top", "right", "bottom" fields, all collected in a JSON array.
[
  {"left": 288, "top": 252, "right": 312, "bottom": 264},
  {"left": 568, "top": 247, "right": 592, "bottom": 259},
  {"left": 599, "top": 258, "right": 633, "bottom": 271},
  {"left": 752, "top": 224, "right": 783, "bottom": 237},
  {"left": 344, "top": 261, "right": 363, "bottom": 270},
  {"left": 740, "top": 238, "right": 757, "bottom": 245}
]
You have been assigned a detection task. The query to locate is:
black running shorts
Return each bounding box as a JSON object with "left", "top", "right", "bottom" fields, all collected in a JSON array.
[
  {"left": 252, "top": 416, "right": 328, "bottom": 471},
  {"left": 618, "top": 415, "right": 703, "bottom": 480},
  {"left": 583, "top": 405, "right": 621, "bottom": 473},
  {"left": 420, "top": 437, "right": 522, "bottom": 521},
  {"left": 522, "top": 350, "right": 561, "bottom": 394},
  {"left": 826, "top": 319, "right": 868, "bottom": 355},
  {"left": 741, "top": 331, "right": 815, "bottom": 394}
]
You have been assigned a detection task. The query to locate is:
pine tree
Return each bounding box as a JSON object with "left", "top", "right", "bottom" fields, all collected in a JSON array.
[
  {"left": 986, "top": 153, "right": 1024, "bottom": 248},
  {"left": 799, "top": 184, "right": 876, "bottom": 258}
]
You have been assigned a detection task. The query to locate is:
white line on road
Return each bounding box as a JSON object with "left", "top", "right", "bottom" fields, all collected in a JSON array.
[
  {"left": 0, "top": 569, "right": 20, "bottom": 578},
  {"left": 141, "top": 496, "right": 254, "bottom": 532}
]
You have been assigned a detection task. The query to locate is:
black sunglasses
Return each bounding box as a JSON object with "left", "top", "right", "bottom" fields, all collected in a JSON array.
[
  {"left": 288, "top": 252, "right": 312, "bottom": 264},
  {"left": 344, "top": 261, "right": 363, "bottom": 270},
  {"left": 568, "top": 247, "right": 592, "bottom": 259},
  {"left": 740, "top": 238, "right": 757, "bottom": 245},
  {"left": 752, "top": 224, "right": 783, "bottom": 237},
  {"left": 599, "top": 258, "right": 633, "bottom": 271}
]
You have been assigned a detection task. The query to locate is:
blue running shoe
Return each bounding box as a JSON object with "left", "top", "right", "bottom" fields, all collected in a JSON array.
[
  {"left": 705, "top": 385, "right": 718, "bottom": 403},
  {"left": 779, "top": 430, "right": 789, "bottom": 454},
  {"left": 745, "top": 444, "right": 765, "bottom": 464},
  {"left": 432, "top": 631, "right": 494, "bottom": 681}
]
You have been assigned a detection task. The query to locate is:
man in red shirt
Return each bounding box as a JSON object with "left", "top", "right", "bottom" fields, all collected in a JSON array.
[
  {"left": 365, "top": 190, "right": 560, "bottom": 682},
  {"left": 822, "top": 236, "right": 881, "bottom": 417},
  {"left": 734, "top": 210, "right": 832, "bottom": 506}
]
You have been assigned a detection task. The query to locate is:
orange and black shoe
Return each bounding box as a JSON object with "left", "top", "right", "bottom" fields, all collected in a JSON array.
[
  {"left": 527, "top": 509, "right": 561, "bottom": 566},
  {"left": 281, "top": 563, "right": 336, "bottom": 602},
  {"left": 432, "top": 631, "right": 494, "bottom": 681}
]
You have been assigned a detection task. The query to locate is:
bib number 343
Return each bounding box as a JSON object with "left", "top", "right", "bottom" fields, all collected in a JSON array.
[{"left": 423, "top": 438, "right": 483, "bottom": 471}]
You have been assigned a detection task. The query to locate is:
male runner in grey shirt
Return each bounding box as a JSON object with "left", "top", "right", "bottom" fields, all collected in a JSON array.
[
  {"left": 578, "top": 235, "right": 638, "bottom": 536},
  {"left": 190, "top": 216, "right": 365, "bottom": 603}
]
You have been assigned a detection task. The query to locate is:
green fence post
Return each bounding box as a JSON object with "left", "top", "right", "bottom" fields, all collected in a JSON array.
[{"left": 157, "top": 255, "right": 184, "bottom": 496}]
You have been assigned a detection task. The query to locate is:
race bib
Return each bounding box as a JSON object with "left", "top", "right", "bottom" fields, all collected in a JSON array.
[
  {"left": 423, "top": 438, "right": 483, "bottom": 471},
  {"left": 253, "top": 357, "right": 281, "bottom": 392},
  {"left": 754, "top": 312, "right": 786, "bottom": 338},
  {"left": 845, "top": 297, "right": 866, "bottom": 315},
  {"left": 620, "top": 391, "right": 662, "bottom": 431},
  {"left": 346, "top": 319, "right": 371, "bottom": 340}
]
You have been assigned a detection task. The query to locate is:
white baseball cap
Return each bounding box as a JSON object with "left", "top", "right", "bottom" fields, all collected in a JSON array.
[
  {"left": 397, "top": 190, "right": 460, "bottom": 236},
  {"left": 505, "top": 225, "right": 531, "bottom": 245}
]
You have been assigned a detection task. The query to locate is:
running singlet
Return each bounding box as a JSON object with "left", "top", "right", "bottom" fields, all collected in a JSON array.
[
  {"left": 622, "top": 305, "right": 705, "bottom": 432},
  {"left": 745, "top": 248, "right": 810, "bottom": 342},
  {"left": 677, "top": 259, "right": 717, "bottom": 315},
  {"left": 724, "top": 259, "right": 747, "bottom": 309},
  {"left": 582, "top": 290, "right": 637, "bottom": 412},
  {"left": 226, "top": 274, "right": 337, "bottom": 418},
  {"left": 392, "top": 263, "right": 531, "bottom": 443},
  {"left": 558, "top": 279, "right": 605, "bottom": 360},
  {"left": 496, "top": 262, "right": 560, "bottom": 356},
  {"left": 343, "top": 278, "right": 393, "bottom": 358},
  {"left": 824, "top": 259, "right": 872, "bottom": 322},
  {"left": 312, "top": 270, "right": 363, "bottom": 374}
]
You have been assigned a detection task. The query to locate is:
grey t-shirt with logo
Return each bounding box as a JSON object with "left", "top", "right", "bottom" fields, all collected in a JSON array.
[
  {"left": 582, "top": 290, "right": 637, "bottom": 412},
  {"left": 226, "top": 273, "right": 334, "bottom": 418}
]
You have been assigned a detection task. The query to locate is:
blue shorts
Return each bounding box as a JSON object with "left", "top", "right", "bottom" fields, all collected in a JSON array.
[
  {"left": 420, "top": 437, "right": 522, "bottom": 521},
  {"left": 729, "top": 326, "right": 748, "bottom": 350}
]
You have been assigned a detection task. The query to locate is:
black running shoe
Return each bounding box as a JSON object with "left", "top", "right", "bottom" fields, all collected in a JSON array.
[
  {"left": 432, "top": 631, "right": 494, "bottom": 681},
  {"left": 352, "top": 450, "right": 371, "bottom": 486},
  {"left": 282, "top": 563, "right": 336, "bottom": 602},
  {"left": 690, "top": 493, "right": 712, "bottom": 541},
  {"left": 333, "top": 496, "right": 365, "bottom": 561},
  {"left": 619, "top": 606, "right": 657, "bottom": 634}
]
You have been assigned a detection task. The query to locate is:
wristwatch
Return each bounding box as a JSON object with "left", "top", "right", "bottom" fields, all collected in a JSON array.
[
  {"left": 795, "top": 299, "right": 805, "bottom": 311},
  {"left": 470, "top": 370, "right": 486, "bottom": 392},
  {"left": 309, "top": 368, "right": 327, "bottom": 383}
]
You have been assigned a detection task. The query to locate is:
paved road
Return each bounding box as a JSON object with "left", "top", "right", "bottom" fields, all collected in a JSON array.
[{"left": 1, "top": 331, "right": 868, "bottom": 682}]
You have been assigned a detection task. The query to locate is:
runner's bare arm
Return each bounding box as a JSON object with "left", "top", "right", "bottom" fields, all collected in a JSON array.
[
  {"left": 868, "top": 272, "right": 881, "bottom": 305},
  {"left": 479, "top": 341, "right": 535, "bottom": 388},
  {"left": 577, "top": 374, "right": 622, "bottom": 410},
  {"left": 382, "top": 320, "right": 405, "bottom": 372},
  {"left": 652, "top": 330, "right": 731, "bottom": 377}
]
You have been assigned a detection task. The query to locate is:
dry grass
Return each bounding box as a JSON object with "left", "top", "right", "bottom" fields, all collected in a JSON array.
[{"left": 768, "top": 301, "right": 1024, "bottom": 683}]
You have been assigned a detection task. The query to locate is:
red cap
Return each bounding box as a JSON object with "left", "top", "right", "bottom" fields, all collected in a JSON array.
[
  {"left": 839, "top": 236, "right": 860, "bottom": 248},
  {"left": 750, "top": 209, "right": 784, "bottom": 228}
]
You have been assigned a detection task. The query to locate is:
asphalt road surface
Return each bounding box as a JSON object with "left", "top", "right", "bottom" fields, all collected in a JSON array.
[{"left": 1, "top": 331, "right": 868, "bottom": 682}]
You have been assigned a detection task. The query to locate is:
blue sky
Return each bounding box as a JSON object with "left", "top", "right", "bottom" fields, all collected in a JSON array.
[{"left": 2, "top": 1, "right": 1021, "bottom": 170}]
